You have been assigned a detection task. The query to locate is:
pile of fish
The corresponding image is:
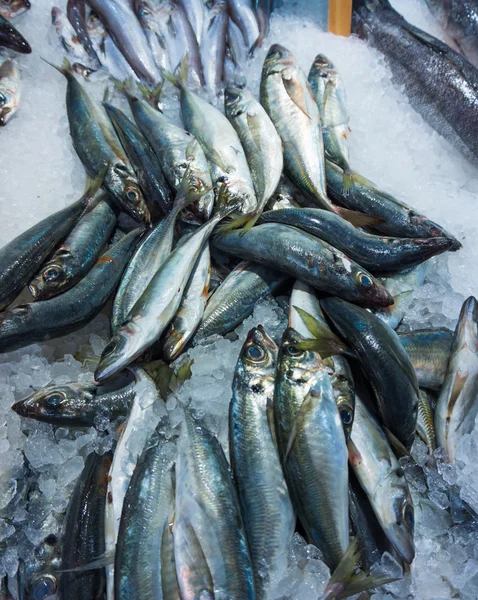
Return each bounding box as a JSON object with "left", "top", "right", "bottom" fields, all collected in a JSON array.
[{"left": 1, "top": 0, "right": 478, "bottom": 598}]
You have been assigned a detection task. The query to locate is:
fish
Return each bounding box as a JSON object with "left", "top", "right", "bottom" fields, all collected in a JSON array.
[
  {"left": 417, "top": 388, "right": 437, "bottom": 452},
  {"left": 53, "top": 59, "right": 150, "bottom": 223},
  {"left": 0, "top": 176, "right": 102, "bottom": 312},
  {"left": 0, "top": 228, "right": 141, "bottom": 354},
  {"left": 225, "top": 86, "right": 283, "bottom": 228},
  {"left": 58, "top": 450, "right": 111, "bottom": 598},
  {"left": 435, "top": 296, "right": 478, "bottom": 462},
  {"left": 103, "top": 102, "right": 173, "bottom": 217},
  {"left": 201, "top": 0, "right": 228, "bottom": 97},
  {"left": 226, "top": 18, "right": 247, "bottom": 74},
  {"left": 0, "top": 58, "right": 20, "bottom": 126},
  {"left": 179, "top": 0, "right": 205, "bottom": 43},
  {"left": 168, "top": 1, "right": 205, "bottom": 88},
  {"left": 0, "top": 0, "right": 30, "bottom": 20},
  {"left": 259, "top": 207, "right": 455, "bottom": 273},
  {"left": 51, "top": 6, "right": 94, "bottom": 73},
  {"left": 11, "top": 370, "right": 136, "bottom": 427},
  {"left": 321, "top": 297, "right": 419, "bottom": 450},
  {"left": 95, "top": 204, "right": 232, "bottom": 382},
  {"left": 193, "top": 260, "right": 287, "bottom": 341},
  {"left": 66, "top": 0, "right": 102, "bottom": 68},
  {"left": 29, "top": 197, "right": 117, "bottom": 300},
  {"left": 348, "top": 393, "right": 415, "bottom": 564},
  {"left": 214, "top": 223, "right": 393, "bottom": 308},
  {"left": 134, "top": 0, "right": 170, "bottom": 72},
  {"left": 399, "top": 328, "right": 454, "bottom": 391},
  {"left": 353, "top": 0, "right": 478, "bottom": 167},
  {"left": 111, "top": 181, "right": 204, "bottom": 333},
  {"left": 17, "top": 528, "right": 61, "bottom": 600},
  {"left": 230, "top": 326, "right": 295, "bottom": 597},
  {"left": 114, "top": 421, "right": 179, "bottom": 599},
  {"left": 253, "top": 0, "right": 272, "bottom": 49},
  {"left": 228, "top": 0, "right": 260, "bottom": 51},
  {"left": 274, "top": 328, "right": 349, "bottom": 570},
  {"left": 174, "top": 408, "right": 255, "bottom": 598},
  {"left": 0, "top": 14, "right": 30, "bottom": 53},
  {"left": 85, "top": 0, "right": 161, "bottom": 85},
  {"left": 126, "top": 90, "right": 214, "bottom": 221},
  {"left": 162, "top": 240, "right": 211, "bottom": 361}
]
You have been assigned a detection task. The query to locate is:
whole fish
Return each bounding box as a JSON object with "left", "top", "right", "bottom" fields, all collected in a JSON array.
[
  {"left": 0, "top": 229, "right": 141, "bottom": 354},
  {"left": 417, "top": 388, "right": 437, "bottom": 452},
  {"left": 228, "top": 0, "right": 260, "bottom": 51},
  {"left": 134, "top": 0, "right": 170, "bottom": 72},
  {"left": 162, "top": 241, "right": 211, "bottom": 361},
  {"left": 29, "top": 198, "right": 117, "bottom": 300},
  {"left": 225, "top": 86, "right": 283, "bottom": 225},
  {"left": 0, "top": 58, "right": 20, "bottom": 126},
  {"left": 179, "top": 0, "right": 205, "bottom": 43},
  {"left": 259, "top": 207, "right": 455, "bottom": 273},
  {"left": 51, "top": 7, "right": 94, "bottom": 73},
  {"left": 0, "top": 14, "right": 30, "bottom": 53},
  {"left": 0, "top": 0, "right": 30, "bottom": 19},
  {"left": 230, "top": 326, "right": 295, "bottom": 598},
  {"left": 435, "top": 296, "right": 478, "bottom": 462},
  {"left": 59, "top": 451, "right": 111, "bottom": 598},
  {"left": 375, "top": 264, "right": 427, "bottom": 330},
  {"left": 168, "top": 0, "right": 205, "bottom": 88},
  {"left": 201, "top": 0, "right": 228, "bottom": 97},
  {"left": 274, "top": 328, "right": 349, "bottom": 570},
  {"left": 104, "top": 102, "right": 173, "bottom": 217},
  {"left": 399, "top": 328, "right": 454, "bottom": 391},
  {"left": 349, "top": 394, "right": 415, "bottom": 564},
  {"left": 115, "top": 425, "right": 179, "bottom": 600},
  {"left": 193, "top": 260, "right": 287, "bottom": 341},
  {"left": 95, "top": 205, "right": 231, "bottom": 382},
  {"left": 85, "top": 0, "right": 161, "bottom": 85},
  {"left": 175, "top": 408, "right": 255, "bottom": 598},
  {"left": 11, "top": 371, "right": 136, "bottom": 427},
  {"left": 127, "top": 90, "right": 214, "bottom": 220},
  {"left": 425, "top": 0, "right": 478, "bottom": 67},
  {"left": 326, "top": 160, "right": 461, "bottom": 244},
  {"left": 253, "top": 0, "right": 272, "bottom": 49},
  {"left": 111, "top": 183, "right": 203, "bottom": 333},
  {"left": 0, "top": 178, "right": 102, "bottom": 312},
  {"left": 321, "top": 297, "right": 419, "bottom": 450},
  {"left": 214, "top": 223, "right": 393, "bottom": 308},
  {"left": 54, "top": 59, "right": 150, "bottom": 223},
  {"left": 66, "top": 0, "right": 102, "bottom": 68},
  {"left": 353, "top": 0, "right": 478, "bottom": 166}
]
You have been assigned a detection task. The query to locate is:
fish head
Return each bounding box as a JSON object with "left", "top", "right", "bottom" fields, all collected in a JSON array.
[
  {"left": 0, "top": 84, "right": 18, "bottom": 126},
  {"left": 310, "top": 53, "right": 337, "bottom": 79},
  {"left": 333, "top": 378, "right": 355, "bottom": 441},
  {"left": 110, "top": 163, "right": 151, "bottom": 224},
  {"left": 0, "top": 0, "right": 30, "bottom": 19},
  {"left": 277, "top": 327, "right": 323, "bottom": 384},
  {"left": 262, "top": 44, "right": 296, "bottom": 76},
  {"left": 12, "top": 384, "right": 92, "bottom": 423},
  {"left": 95, "top": 328, "right": 143, "bottom": 383},
  {"left": 351, "top": 266, "right": 394, "bottom": 307},
  {"left": 240, "top": 325, "right": 278, "bottom": 371},
  {"left": 454, "top": 296, "right": 478, "bottom": 355},
  {"left": 0, "top": 18, "right": 31, "bottom": 53},
  {"left": 86, "top": 10, "right": 105, "bottom": 38},
  {"left": 29, "top": 259, "right": 70, "bottom": 300},
  {"left": 224, "top": 86, "right": 249, "bottom": 117},
  {"left": 28, "top": 574, "right": 58, "bottom": 599}
]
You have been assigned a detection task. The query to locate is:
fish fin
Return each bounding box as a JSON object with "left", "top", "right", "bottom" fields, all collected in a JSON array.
[
  {"left": 175, "top": 166, "right": 212, "bottom": 209},
  {"left": 341, "top": 170, "right": 355, "bottom": 196},
  {"left": 333, "top": 206, "right": 384, "bottom": 228},
  {"left": 282, "top": 75, "right": 311, "bottom": 118},
  {"left": 138, "top": 80, "right": 163, "bottom": 107},
  {"left": 169, "top": 359, "right": 194, "bottom": 392},
  {"left": 383, "top": 426, "right": 409, "bottom": 458},
  {"left": 205, "top": 146, "right": 231, "bottom": 173},
  {"left": 217, "top": 212, "right": 260, "bottom": 234},
  {"left": 42, "top": 55, "right": 74, "bottom": 78},
  {"left": 80, "top": 162, "right": 108, "bottom": 206},
  {"left": 56, "top": 550, "right": 115, "bottom": 573},
  {"left": 161, "top": 55, "right": 188, "bottom": 88},
  {"left": 320, "top": 538, "right": 400, "bottom": 600},
  {"left": 103, "top": 86, "right": 110, "bottom": 103},
  {"left": 293, "top": 307, "right": 350, "bottom": 358},
  {"left": 185, "top": 136, "right": 200, "bottom": 159},
  {"left": 284, "top": 381, "right": 320, "bottom": 460}
]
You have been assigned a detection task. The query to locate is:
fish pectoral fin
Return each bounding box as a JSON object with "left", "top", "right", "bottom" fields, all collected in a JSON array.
[
  {"left": 293, "top": 306, "right": 349, "bottom": 358},
  {"left": 284, "top": 384, "right": 320, "bottom": 460},
  {"left": 282, "top": 75, "right": 312, "bottom": 119},
  {"left": 334, "top": 205, "right": 384, "bottom": 228}
]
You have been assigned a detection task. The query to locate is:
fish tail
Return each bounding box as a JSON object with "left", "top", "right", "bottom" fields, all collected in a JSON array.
[
  {"left": 111, "top": 76, "right": 135, "bottom": 98},
  {"left": 136, "top": 80, "right": 164, "bottom": 107},
  {"left": 333, "top": 205, "right": 384, "bottom": 228},
  {"left": 217, "top": 212, "right": 260, "bottom": 235},
  {"left": 174, "top": 167, "right": 212, "bottom": 211},
  {"left": 161, "top": 55, "right": 189, "bottom": 89},
  {"left": 42, "top": 56, "right": 74, "bottom": 79},
  {"left": 292, "top": 306, "right": 351, "bottom": 358}
]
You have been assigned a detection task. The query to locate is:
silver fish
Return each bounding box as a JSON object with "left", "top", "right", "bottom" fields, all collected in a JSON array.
[
  {"left": 51, "top": 6, "right": 94, "bottom": 72},
  {"left": 0, "top": 57, "right": 20, "bottom": 125},
  {"left": 201, "top": 0, "right": 228, "bottom": 97},
  {"left": 228, "top": 0, "right": 260, "bottom": 51}
]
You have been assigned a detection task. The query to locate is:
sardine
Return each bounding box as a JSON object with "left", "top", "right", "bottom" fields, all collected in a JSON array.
[
  {"left": 0, "top": 228, "right": 141, "bottom": 354},
  {"left": 179, "top": 0, "right": 205, "bottom": 43},
  {"left": 51, "top": 6, "right": 94, "bottom": 72},
  {"left": 435, "top": 296, "right": 478, "bottom": 462},
  {"left": 0, "top": 57, "right": 20, "bottom": 126},
  {"left": 230, "top": 326, "right": 295, "bottom": 597},
  {"left": 135, "top": 0, "right": 170, "bottom": 72},
  {"left": 201, "top": 0, "right": 228, "bottom": 97},
  {"left": 168, "top": 0, "right": 205, "bottom": 88},
  {"left": 0, "top": 0, "right": 30, "bottom": 20},
  {"left": 399, "top": 328, "right": 454, "bottom": 391},
  {"left": 321, "top": 297, "right": 419, "bottom": 450},
  {"left": 66, "top": 0, "right": 102, "bottom": 68},
  {"left": 417, "top": 388, "right": 437, "bottom": 453},
  {"left": 29, "top": 198, "right": 117, "bottom": 300},
  {"left": 214, "top": 223, "right": 393, "bottom": 308},
  {"left": 349, "top": 393, "right": 415, "bottom": 564},
  {"left": 259, "top": 207, "right": 455, "bottom": 273},
  {"left": 228, "top": 0, "right": 260, "bottom": 51},
  {"left": 0, "top": 14, "right": 30, "bottom": 53}
]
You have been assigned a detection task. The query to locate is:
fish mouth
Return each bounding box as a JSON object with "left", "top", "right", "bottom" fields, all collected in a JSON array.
[
  {"left": 456, "top": 296, "right": 478, "bottom": 343},
  {"left": 224, "top": 87, "right": 242, "bottom": 107},
  {"left": 11, "top": 400, "right": 32, "bottom": 418},
  {"left": 0, "top": 108, "right": 11, "bottom": 126}
]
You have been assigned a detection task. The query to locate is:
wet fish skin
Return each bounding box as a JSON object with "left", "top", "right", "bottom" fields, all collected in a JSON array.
[
  {"left": 321, "top": 297, "right": 419, "bottom": 451},
  {"left": 29, "top": 198, "right": 117, "bottom": 300},
  {"left": 11, "top": 371, "right": 136, "bottom": 427},
  {"left": 59, "top": 450, "right": 111, "bottom": 598},
  {"left": 228, "top": 0, "right": 260, "bottom": 51},
  {"left": 66, "top": 0, "right": 102, "bottom": 68},
  {"left": 353, "top": 0, "right": 478, "bottom": 166},
  {"left": 0, "top": 229, "right": 142, "bottom": 354},
  {"left": 417, "top": 388, "right": 437, "bottom": 452},
  {"left": 435, "top": 296, "right": 478, "bottom": 462},
  {"left": 179, "top": 0, "right": 205, "bottom": 43},
  {"left": 201, "top": 0, "right": 229, "bottom": 97},
  {"left": 170, "top": 1, "right": 205, "bottom": 89},
  {"left": 259, "top": 207, "right": 455, "bottom": 273},
  {"left": 349, "top": 393, "right": 415, "bottom": 564},
  {"left": 399, "top": 328, "right": 454, "bottom": 391},
  {"left": 193, "top": 260, "right": 287, "bottom": 341},
  {"left": 253, "top": 0, "right": 272, "bottom": 49},
  {"left": 230, "top": 326, "right": 295, "bottom": 597},
  {"left": 135, "top": 1, "right": 170, "bottom": 72},
  {"left": 214, "top": 223, "right": 393, "bottom": 308},
  {"left": 0, "top": 0, "right": 30, "bottom": 20},
  {"left": 104, "top": 102, "right": 173, "bottom": 217},
  {"left": 0, "top": 14, "right": 30, "bottom": 53},
  {"left": 0, "top": 58, "right": 20, "bottom": 126}
]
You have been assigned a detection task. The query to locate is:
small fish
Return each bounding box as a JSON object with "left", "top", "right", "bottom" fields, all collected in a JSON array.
[
  {"left": 0, "top": 14, "right": 30, "bottom": 53},
  {"left": 0, "top": 0, "right": 30, "bottom": 20},
  {"left": 417, "top": 388, "right": 437, "bottom": 452},
  {"left": 134, "top": 0, "right": 170, "bottom": 72},
  {"left": 66, "top": 0, "right": 102, "bottom": 68},
  {"left": 201, "top": 0, "right": 228, "bottom": 97},
  {"left": 0, "top": 58, "right": 20, "bottom": 126},
  {"left": 253, "top": 0, "right": 272, "bottom": 49},
  {"left": 214, "top": 223, "right": 393, "bottom": 308},
  {"left": 399, "top": 328, "right": 454, "bottom": 391},
  {"left": 435, "top": 296, "right": 478, "bottom": 462},
  {"left": 228, "top": 0, "right": 260, "bottom": 51},
  {"left": 51, "top": 6, "right": 94, "bottom": 72},
  {"left": 29, "top": 197, "right": 117, "bottom": 300},
  {"left": 17, "top": 530, "right": 61, "bottom": 600},
  {"left": 179, "top": 0, "right": 205, "bottom": 43},
  {"left": 230, "top": 326, "right": 295, "bottom": 598}
]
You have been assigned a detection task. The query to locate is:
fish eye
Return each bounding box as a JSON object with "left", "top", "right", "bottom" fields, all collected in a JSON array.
[
  {"left": 30, "top": 574, "right": 57, "bottom": 599},
  {"left": 0, "top": 93, "right": 6, "bottom": 107},
  {"left": 125, "top": 186, "right": 140, "bottom": 203},
  {"left": 340, "top": 408, "right": 353, "bottom": 425},
  {"left": 403, "top": 503, "right": 414, "bottom": 530},
  {"left": 103, "top": 340, "right": 117, "bottom": 356},
  {"left": 139, "top": 6, "right": 151, "bottom": 16},
  {"left": 245, "top": 344, "right": 264, "bottom": 361},
  {"left": 44, "top": 266, "right": 63, "bottom": 281},
  {"left": 286, "top": 344, "right": 302, "bottom": 357},
  {"left": 45, "top": 392, "right": 64, "bottom": 408},
  {"left": 358, "top": 272, "right": 373, "bottom": 288}
]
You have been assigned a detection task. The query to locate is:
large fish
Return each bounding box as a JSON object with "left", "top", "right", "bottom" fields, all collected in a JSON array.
[
  {"left": 435, "top": 296, "right": 478, "bottom": 462},
  {"left": 353, "top": 0, "right": 478, "bottom": 167},
  {"left": 321, "top": 297, "right": 419, "bottom": 450},
  {"left": 230, "top": 326, "right": 295, "bottom": 597},
  {"left": 0, "top": 14, "right": 30, "bottom": 53},
  {"left": 0, "top": 57, "right": 20, "bottom": 126}
]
